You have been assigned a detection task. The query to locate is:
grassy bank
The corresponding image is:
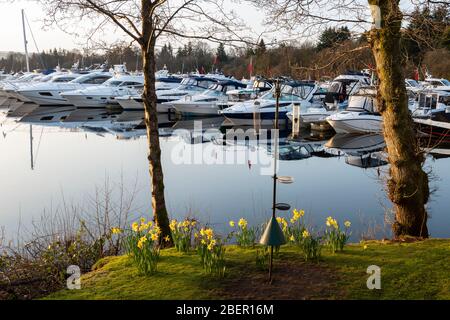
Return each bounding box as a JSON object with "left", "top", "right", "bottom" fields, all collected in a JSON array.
[{"left": 46, "top": 239, "right": 450, "bottom": 300}]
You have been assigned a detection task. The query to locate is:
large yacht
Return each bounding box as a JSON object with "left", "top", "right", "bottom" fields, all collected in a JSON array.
[
  {"left": 61, "top": 75, "right": 144, "bottom": 108},
  {"left": 16, "top": 72, "right": 112, "bottom": 106}
]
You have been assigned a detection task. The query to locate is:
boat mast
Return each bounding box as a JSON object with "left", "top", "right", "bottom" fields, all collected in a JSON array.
[
  {"left": 30, "top": 125, "right": 34, "bottom": 170},
  {"left": 21, "top": 9, "right": 30, "bottom": 72}
]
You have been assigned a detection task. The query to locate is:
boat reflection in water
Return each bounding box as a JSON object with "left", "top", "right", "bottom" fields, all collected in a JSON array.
[
  {"left": 8, "top": 105, "right": 450, "bottom": 168},
  {"left": 324, "top": 133, "right": 388, "bottom": 168}
]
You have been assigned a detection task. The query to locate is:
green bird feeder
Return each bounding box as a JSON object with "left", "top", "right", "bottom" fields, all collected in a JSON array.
[
  {"left": 260, "top": 216, "right": 286, "bottom": 247},
  {"left": 260, "top": 216, "right": 286, "bottom": 283}
]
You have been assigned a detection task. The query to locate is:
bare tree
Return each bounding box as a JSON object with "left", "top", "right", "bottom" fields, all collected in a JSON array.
[
  {"left": 38, "top": 0, "right": 251, "bottom": 244},
  {"left": 249, "top": 0, "right": 445, "bottom": 238}
]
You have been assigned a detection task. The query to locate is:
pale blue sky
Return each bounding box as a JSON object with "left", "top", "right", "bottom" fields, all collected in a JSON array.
[
  {"left": 0, "top": 0, "right": 270, "bottom": 53},
  {"left": 0, "top": 0, "right": 417, "bottom": 54}
]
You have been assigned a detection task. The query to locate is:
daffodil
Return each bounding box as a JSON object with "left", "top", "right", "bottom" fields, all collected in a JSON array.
[
  {"left": 137, "top": 236, "right": 147, "bottom": 249},
  {"left": 363, "top": 245, "right": 368, "bottom": 250},
  {"left": 229, "top": 220, "right": 235, "bottom": 228},
  {"left": 169, "top": 219, "right": 177, "bottom": 231},
  {"left": 164, "top": 235, "right": 170, "bottom": 242},
  {"left": 150, "top": 233, "right": 158, "bottom": 241},
  {"left": 289, "top": 235, "right": 295, "bottom": 242},
  {"left": 132, "top": 222, "right": 139, "bottom": 232},
  {"left": 238, "top": 218, "right": 247, "bottom": 229},
  {"left": 205, "top": 228, "right": 214, "bottom": 239},
  {"left": 326, "top": 217, "right": 338, "bottom": 229},
  {"left": 207, "top": 239, "right": 217, "bottom": 251},
  {"left": 292, "top": 209, "right": 305, "bottom": 222},
  {"left": 111, "top": 227, "right": 122, "bottom": 234},
  {"left": 302, "top": 230, "right": 310, "bottom": 238},
  {"left": 194, "top": 232, "right": 199, "bottom": 239},
  {"left": 344, "top": 221, "right": 351, "bottom": 228}
]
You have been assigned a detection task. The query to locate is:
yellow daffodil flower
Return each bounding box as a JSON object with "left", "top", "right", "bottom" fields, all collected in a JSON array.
[
  {"left": 111, "top": 227, "right": 122, "bottom": 234},
  {"left": 238, "top": 218, "right": 248, "bottom": 229}
]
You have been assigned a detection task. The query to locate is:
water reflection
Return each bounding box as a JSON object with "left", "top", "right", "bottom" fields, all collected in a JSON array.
[{"left": 1, "top": 104, "right": 450, "bottom": 240}]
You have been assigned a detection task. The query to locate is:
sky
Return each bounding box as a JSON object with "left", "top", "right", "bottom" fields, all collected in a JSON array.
[
  {"left": 0, "top": 0, "right": 269, "bottom": 53},
  {"left": 0, "top": 0, "right": 417, "bottom": 54}
]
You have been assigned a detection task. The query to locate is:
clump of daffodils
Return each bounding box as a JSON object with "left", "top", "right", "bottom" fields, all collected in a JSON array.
[
  {"left": 281, "top": 208, "right": 307, "bottom": 245},
  {"left": 229, "top": 218, "right": 257, "bottom": 247},
  {"left": 324, "top": 216, "right": 352, "bottom": 253},
  {"left": 170, "top": 218, "right": 197, "bottom": 253},
  {"left": 196, "top": 226, "right": 226, "bottom": 277},
  {"left": 124, "top": 217, "right": 161, "bottom": 276}
]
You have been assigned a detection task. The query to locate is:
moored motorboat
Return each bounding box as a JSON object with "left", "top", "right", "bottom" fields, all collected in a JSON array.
[
  {"left": 170, "top": 80, "right": 246, "bottom": 116},
  {"left": 221, "top": 81, "right": 319, "bottom": 126},
  {"left": 326, "top": 86, "right": 382, "bottom": 134}
]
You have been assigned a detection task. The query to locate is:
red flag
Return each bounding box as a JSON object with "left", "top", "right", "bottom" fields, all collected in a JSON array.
[{"left": 413, "top": 68, "right": 419, "bottom": 81}]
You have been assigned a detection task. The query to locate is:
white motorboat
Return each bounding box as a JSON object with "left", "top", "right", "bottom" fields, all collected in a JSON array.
[
  {"left": 170, "top": 80, "right": 246, "bottom": 116},
  {"left": 1, "top": 73, "right": 43, "bottom": 100},
  {"left": 221, "top": 81, "right": 319, "bottom": 126},
  {"left": 116, "top": 76, "right": 218, "bottom": 112},
  {"left": 285, "top": 72, "right": 369, "bottom": 128},
  {"left": 61, "top": 75, "right": 144, "bottom": 108},
  {"left": 323, "top": 72, "right": 371, "bottom": 109},
  {"left": 410, "top": 90, "right": 450, "bottom": 119},
  {"left": 16, "top": 72, "right": 112, "bottom": 106},
  {"left": 326, "top": 86, "right": 383, "bottom": 134},
  {"left": 216, "top": 78, "right": 273, "bottom": 110},
  {"left": 422, "top": 77, "right": 450, "bottom": 93}
]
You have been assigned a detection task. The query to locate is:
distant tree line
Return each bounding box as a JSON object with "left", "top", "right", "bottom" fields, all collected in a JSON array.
[{"left": 1, "top": 4, "right": 448, "bottom": 80}]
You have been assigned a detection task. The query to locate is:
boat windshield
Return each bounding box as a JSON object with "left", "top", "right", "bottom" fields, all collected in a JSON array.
[
  {"left": 441, "top": 79, "right": 450, "bottom": 86},
  {"left": 348, "top": 94, "right": 378, "bottom": 113},
  {"left": 439, "top": 95, "right": 450, "bottom": 106},
  {"left": 178, "top": 78, "right": 214, "bottom": 90},
  {"left": 406, "top": 80, "right": 420, "bottom": 87},
  {"left": 203, "top": 87, "right": 225, "bottom": 96},
  {"left": 328, "top": 80, "right": 359, "bottom": 95},
  {"left": 260, "top": 84, "right": 313, "bottom": 101},
  {"left": 104, "top": 80, "right": 123, "bottom": 87},
  {"left": 70, "top": 74, "right": 111, "bottom": 84}
]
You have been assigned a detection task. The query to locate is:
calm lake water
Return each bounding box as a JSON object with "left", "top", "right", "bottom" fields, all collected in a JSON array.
[{"left": 1, "top": 105, "right": 450, "bottom": 241}]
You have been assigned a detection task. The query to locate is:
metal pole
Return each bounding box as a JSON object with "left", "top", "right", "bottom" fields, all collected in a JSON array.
[
  {"left": 269, "top": 79, "right": 281, "bottom": 283},
  {"left": 21, "top": 9, "right": 30, "bottom": 72}
]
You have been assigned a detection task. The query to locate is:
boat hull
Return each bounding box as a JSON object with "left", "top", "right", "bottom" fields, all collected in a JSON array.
[
  {"left": 327, "top": 118, "right": 383, "bottom": 134},
  {"left": 172, "top": 102, "right": 220, "bottom": 116},
  {"left": 223, "top": 111, "right": 290, "bottom": 126}
]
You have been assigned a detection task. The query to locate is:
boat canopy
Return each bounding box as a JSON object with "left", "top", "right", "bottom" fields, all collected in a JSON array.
[{"left": 347, "top": 87, "right": 379, "bottom": 114}]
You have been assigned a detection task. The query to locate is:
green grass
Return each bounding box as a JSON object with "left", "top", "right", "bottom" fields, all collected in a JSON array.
[{"left": 46, "top": 239, "right": 450, "bottom": 300}]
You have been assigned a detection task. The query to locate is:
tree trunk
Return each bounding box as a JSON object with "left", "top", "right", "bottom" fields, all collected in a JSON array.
[
  {"left": 141, "top": 1, "right": 172, "bottom": 246},
  {"left": 368, "top": 0, "right": 429, "bottom": 238}
]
